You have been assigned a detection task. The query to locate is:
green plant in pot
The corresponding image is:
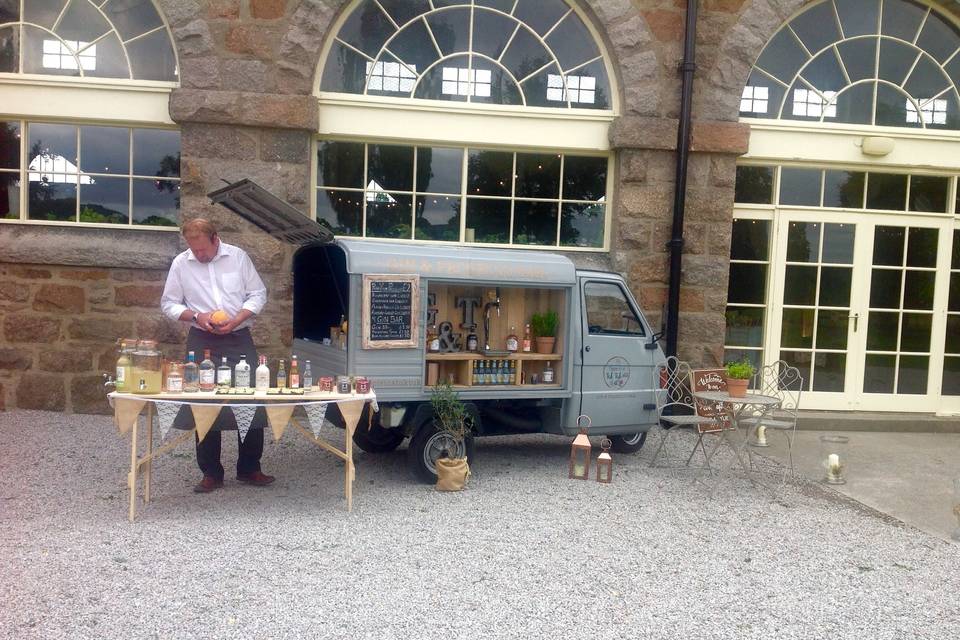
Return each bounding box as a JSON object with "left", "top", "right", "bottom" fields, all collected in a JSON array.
[
  {"left": 430, "top": 380, "right": 473, "bottom": 491},
  {"left": 531, "top": 309, "right": 559, "bottom": 354},
  {"left": 724, "top": 358, "right": 756, "bottom": 397}
]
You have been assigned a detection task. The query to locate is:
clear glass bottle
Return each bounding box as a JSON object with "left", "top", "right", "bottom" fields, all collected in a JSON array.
[
  {"left": 522, "top": 323, "right": 532, "bottom": 352},
  {"left": 115, "top": 338, "right": 135, "bottom": 392},
  {"left": 505, "top": 327, "right": 519, "bottom": 352},
  {"left": 199, "top": 349, "right": 215, "bottom": 392},
  {"left": 467, "top": 332, "right": 478, "bottom": 352},
  {"left": 509, "top": 360, "right": 517, "bottom": 385},
  {"left": 543, "top": 361, "right": 555, "bottom": 384},
  {"left": 217, "top": 356, "right": 232, "bottom": 388},
  {"left": 132, "top": 340, "right": 162, "bottom": 394},
  {"left": 255, "top": 355, "right": 270, "bottom": 393},
  {"left": 427, "top": 323, "right": 440, "bottom": 352},
  {"left": 165, "top": 362, "right": 183, "bottom": 393},
  {"left": 303, "top": 360, "right": 313, "bottom": 390},
  {"left": 277, "top": 359, "right": 287, "bottom": 389},
  {"left": 289, "top": 355, "right": 300, "bottom": 389},
  {"left": 183, "top": 350, "right": 199, "bottom": 392},
  {"left": 234, "top": 354, "right": 251, "bottom": 389}
]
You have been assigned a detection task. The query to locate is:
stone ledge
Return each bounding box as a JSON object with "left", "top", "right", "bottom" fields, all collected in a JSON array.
[
  {"left": 609, "top": 116, "right": 751, "bottom": 155},
  {"left": 0, "top": 225, "right": 180, "bottom": 270},
  {"left": 170, "top": 89, "right": 317, "bottom": 131}
]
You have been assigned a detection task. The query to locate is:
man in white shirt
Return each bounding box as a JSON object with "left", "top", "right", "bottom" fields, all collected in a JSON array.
[{"left": 161, "top": 218, "right": 275, "bottom": 493}]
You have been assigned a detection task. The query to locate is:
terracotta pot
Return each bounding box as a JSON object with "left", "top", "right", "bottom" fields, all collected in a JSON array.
[
  {"left": 727, "top": 377, "right": 749, "bottom": 397},
  {"left": 535, "top": 336, "right": 555, "bottom": 354}
]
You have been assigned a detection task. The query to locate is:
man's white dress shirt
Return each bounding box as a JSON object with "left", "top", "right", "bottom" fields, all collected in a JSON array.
[{"left": 161, "top": 241, "right": 267, "bottom": 331}]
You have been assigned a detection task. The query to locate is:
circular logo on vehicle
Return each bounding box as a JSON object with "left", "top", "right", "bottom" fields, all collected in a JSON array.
[{"left": 603, "top": 356, "right": 630, "bottom": 388}]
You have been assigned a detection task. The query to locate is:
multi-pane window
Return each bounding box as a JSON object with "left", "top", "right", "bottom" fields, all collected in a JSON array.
[
  {"left": 316, "top": 141, "right": 608, "bottom": 248},
  {"left": 741, "top": 0, "right": 960, "bottom": 129},
  {"left": 943, "top": 230, "right": 960, "bottom": 395},
  {"left": 0, "top": 1, "right": 177, "bottom": 81},
  {"left": 0, "top": 120, "right": 180, "bottom": 227},
  {"left": 724, "top": 219, "right": 771, "bottom": 373},
  {"left": 320, "top": 0, "right": 612, "bottom": 110},
  {"left": 740, "top": 86, "right": 769, "bottom": 114},
  {"left": 365, "top": 61, "right": 416, "bottom": 92}
]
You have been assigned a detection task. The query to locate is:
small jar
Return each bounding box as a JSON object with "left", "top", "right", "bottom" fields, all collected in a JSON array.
[
  {"left": 356, "top": 377, "right": 370, "bottom": 394},
  {"left": 543, "top": 362, "right": 555, "bottom": 384},
  {"left": 337, "top": 375, "right": 351, "bottom": 394},
  {"left": 319, "top": 376, "right": 334, "bottom": 392},
  {"left": 132, "top": 339, "right": 162, "bottom": 394}
]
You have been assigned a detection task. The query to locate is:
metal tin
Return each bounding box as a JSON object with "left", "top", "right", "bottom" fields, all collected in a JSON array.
[{"left": 319, "top": 376, "right": 333, "bottom": 392}]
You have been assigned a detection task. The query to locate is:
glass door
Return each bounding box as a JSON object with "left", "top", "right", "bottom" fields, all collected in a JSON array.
[{"left": 768, "top": 215, "right": 859, "bottom": 409}]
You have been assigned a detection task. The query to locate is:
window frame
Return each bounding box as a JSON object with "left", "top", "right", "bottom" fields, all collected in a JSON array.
[{"left": 311, "top": 136, "right": 614, "bottom": 251}]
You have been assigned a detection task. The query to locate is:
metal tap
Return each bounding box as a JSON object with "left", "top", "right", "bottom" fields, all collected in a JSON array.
[
  {"left": 483, "top": 287, "right": 501, "bottom": 350},
  {"left": 102, "top": 373, "right": 116, "bottom": 390}
]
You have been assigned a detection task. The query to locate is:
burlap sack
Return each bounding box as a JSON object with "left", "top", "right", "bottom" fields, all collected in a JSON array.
[{"left": 435, "top": 457, "right": 471, "bottom": 491}]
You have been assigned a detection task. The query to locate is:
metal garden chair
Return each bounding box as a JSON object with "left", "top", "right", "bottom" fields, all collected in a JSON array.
[
  {"left": 740, "top": 360, "right": 803, "bottom": 478},
  {"left": 649, "top": 356, "right": 722, "bottom": 469}
]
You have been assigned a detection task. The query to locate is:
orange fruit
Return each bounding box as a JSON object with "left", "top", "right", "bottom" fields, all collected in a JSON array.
[{"left": 210, "top": 309, "right": 229, "bottom": 325}]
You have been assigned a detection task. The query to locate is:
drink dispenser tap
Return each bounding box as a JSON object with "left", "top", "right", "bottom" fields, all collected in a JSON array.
[{"left": 483, "top": 287, "right": 501, "bottom": 351}]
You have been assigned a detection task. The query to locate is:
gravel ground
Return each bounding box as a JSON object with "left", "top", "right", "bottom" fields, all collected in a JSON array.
[{"left": 1, "top": 409, "right": 958, "bottom": 640}]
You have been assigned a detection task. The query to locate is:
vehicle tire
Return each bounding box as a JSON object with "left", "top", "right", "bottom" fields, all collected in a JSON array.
[
  {"left": 351, "top": 407, "right": 406, "bottom": 453},
  {"left": 407, "top": 420, "right": 475, "bottom": 484},
  {"left": 609, "top": 431, "right": 648, "bottom": 454}
]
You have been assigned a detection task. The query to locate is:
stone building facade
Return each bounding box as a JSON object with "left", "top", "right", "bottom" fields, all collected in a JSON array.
[{"left": 2, "top": 0, "right": 958, "bottom": 414}]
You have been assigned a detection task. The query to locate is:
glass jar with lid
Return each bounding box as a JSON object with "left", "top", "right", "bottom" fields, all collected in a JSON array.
[
  {"left": 115, "top": 338, "right": 137, "bottom": 393},
  {"left": 132, "top": 339, "right": 162, "bottom": 394}
]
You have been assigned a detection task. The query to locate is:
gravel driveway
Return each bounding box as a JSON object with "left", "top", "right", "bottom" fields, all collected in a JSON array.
[{"left": 1, "top": 409, "right": 958, "bottom": 639}]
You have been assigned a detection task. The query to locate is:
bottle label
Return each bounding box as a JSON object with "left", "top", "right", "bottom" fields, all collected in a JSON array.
[
  {"left": 167, "top": 377, "right": 183, "bottom": 393},
  {"left": 522, "top": 339, "right": 531, "bottom": 352},
  {"left": 116, "top": 367, "right": 125, "bottom": 383},
  {"left": 429, "top": 337, "right": 440, "bottom": 351},
  {"left": 506, "top": 337, "right": 518, "bottom": 352},
  {"left": 217, "top": 370, "right": 232, "bottom": 386},
  {"left": 544, "top": 369, "right": 554, "bottom": 383},
  {"left": 200, "top": 370, "right": 215, "bottom": 385},
  {"left": 290, "top": 374, "right": 300, "bottom": 388},
  {"left": 235, "top": 371, "right": 250, "bottom": 388}
]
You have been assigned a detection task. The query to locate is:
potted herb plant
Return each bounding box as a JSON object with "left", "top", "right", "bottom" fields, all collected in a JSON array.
[
  {"left": 724, "top": 358, "right": 756, "bottom": 397},
  {"left": 430, "top": 380, "right": 473, "bottom": 491},
  {"left": 531, "top": 309, "right": 559, "bottom": 354}
]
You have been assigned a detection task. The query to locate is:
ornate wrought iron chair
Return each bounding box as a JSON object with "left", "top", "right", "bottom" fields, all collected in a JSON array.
[
  {"left": 649, "top": 356, "right": 723, "bottom": 469},
  {"left": 741, "top": 360, "right": 803, "bottom": 477}
]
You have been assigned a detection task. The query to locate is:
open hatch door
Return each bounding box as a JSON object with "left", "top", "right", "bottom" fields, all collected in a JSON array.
[{"left": 207, "top": 179, "right": 334, "bottom": 246}]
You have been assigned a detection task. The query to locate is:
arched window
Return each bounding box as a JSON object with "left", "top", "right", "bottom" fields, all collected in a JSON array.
[
  {"left": 315, "top": 0, "right": 616, "bottom": 250},
  {"left": 320, "top": 0, "right": 611, "bottom": 110},
  {"left": 741, "top": 0, "right": 960, "bottom": 129},
  {"left": 0, "top": 0, "right": 177, "bottom": 81},
  {"left": 0, "top": 1, "right": 180, "bottom": 229}
]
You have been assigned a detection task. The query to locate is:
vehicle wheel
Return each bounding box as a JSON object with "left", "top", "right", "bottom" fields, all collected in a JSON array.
[
  {"left": 352, "top": 409, "right": 406, "bottom": 453},
  {"left": 407, "top": 420, "right": 475, "bottom": 484},
  {"left": 609, "top": 431, "right": 648, "bottom": 454}
]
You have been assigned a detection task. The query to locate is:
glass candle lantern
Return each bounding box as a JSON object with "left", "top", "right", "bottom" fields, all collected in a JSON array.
[
  {"left": 750, "top": 424, "right": 769, "bottom": 447},
  {"left": 596, "top": 438, "right": 613, "bottom": 484},
  {"left": 819, "top": 434, "right": 849, "bottom": 485},
  {"left": 569, "top": 415, "right": 592, "bottom": 480}
]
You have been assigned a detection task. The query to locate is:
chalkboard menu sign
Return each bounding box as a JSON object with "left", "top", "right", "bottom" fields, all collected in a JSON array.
[
  {"left": 691, "top": 368, "right": 732, "bottom": 434},
  {"left": 361, "top": 274, "right": 421, "bottom": 349}
]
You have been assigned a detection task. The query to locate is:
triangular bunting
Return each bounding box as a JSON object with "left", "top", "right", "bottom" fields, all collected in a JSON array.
[
  {"left": 338, "top": 400, "right": 365, "bottom": 436},
  {"left": 304, "top": 403, "right": 329, "bottom": 438},
  {"left": 154, "top": 401, "right": 181, "bottom": 440},
  {"left": 191, "top": 404, "right": 223, "bottom": 443},
  {"left": 232, "top": 405, "right": 258, "bottom": 443},
  {"left": 266, "top": 405, "right": 295, "bottom": 441},
  {"left": 114, "top": 397, "right": 146, "bottom": 435}
]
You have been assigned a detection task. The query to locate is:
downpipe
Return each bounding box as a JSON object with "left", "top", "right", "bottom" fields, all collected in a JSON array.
[{"left": 665, "top": 0, "right": 700, "bottom": 358}]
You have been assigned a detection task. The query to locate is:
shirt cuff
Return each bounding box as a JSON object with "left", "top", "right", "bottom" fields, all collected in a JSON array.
[{"left": 165, "top": 303, "right": 189, "bottom": 322}]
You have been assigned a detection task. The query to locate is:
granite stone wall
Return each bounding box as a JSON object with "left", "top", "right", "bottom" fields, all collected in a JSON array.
[{"left": 8, "top": 0, "right": 950, "bottom": 411}]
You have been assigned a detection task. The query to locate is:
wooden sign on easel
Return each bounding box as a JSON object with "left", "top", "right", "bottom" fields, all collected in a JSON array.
[
  {"left": 361, "top": 274, "right": 421, "bottom": 349},
  {"left": 691, "top": 368, "right": 732, "bottom": 433}
]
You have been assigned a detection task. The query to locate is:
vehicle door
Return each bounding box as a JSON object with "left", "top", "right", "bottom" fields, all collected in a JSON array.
[{"left": 577, "top": 276, "right": 659, "bottom": 432}]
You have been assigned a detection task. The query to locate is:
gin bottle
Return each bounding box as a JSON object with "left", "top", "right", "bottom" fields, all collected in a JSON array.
[
  {"left": 277, "top": 359, "right": 287, "bottom": 389},
  {"left": 199, "top": 349, "right": 215, "bottom": 391},
  {"left": 217, "top": 356, "right": 232, "bottom": 388},
  {"left": 183, "top": 350, "right": 199, "bottom": 392},
  {"left": 234, "top": 354, "right": 251, "bottom": 389},
  {"left": 255, "top": 355, "right": 270, "bottom": 393}
]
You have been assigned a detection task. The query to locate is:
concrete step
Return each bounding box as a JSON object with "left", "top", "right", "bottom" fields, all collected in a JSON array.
[{"left": 799, "top": 411, "right": 960, "bottom": 433}]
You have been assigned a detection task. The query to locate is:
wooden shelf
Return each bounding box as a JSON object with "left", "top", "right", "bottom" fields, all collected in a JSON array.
[
  {"left": 428, "top": 384, "right": 563, "bottom": 391},
  {"left": 425, "top": 352, "right": 562, "bottom": 361}
]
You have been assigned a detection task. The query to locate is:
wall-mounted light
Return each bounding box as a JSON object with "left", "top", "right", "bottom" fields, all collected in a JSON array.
[{"left": 860, "top": 136, "right": 895, "bottom": 156}]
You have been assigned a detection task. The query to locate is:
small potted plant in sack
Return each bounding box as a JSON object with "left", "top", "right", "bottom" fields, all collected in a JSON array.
[
  {"left": 430, "top": 380, "right": 473, "bottom": 491},
  {"left": 724, "top": 358, "right": 756, "bottom": 398}
]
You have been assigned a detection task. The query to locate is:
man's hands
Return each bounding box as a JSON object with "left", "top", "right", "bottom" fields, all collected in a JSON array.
[
  {"left": 182, "top": 309, "right": 253, "bottom": 334},
  {"left": 210, "top": 314, "right": 241, "bottom": 335},
  {"left": 194, "top": 311, "right": 217, "bottom": 332}
]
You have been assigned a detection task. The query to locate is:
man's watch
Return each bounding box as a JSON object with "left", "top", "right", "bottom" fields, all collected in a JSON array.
[{"left": 191, "top": 311, "right": 199, "bottom": 324}]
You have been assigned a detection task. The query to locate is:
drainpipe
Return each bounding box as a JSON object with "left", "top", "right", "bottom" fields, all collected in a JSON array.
[{"left": 665, "top": 0, "right": 699, "bottom": 358}]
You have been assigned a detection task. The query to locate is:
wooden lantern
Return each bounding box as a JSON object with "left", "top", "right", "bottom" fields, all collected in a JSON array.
[
  {"left": 596, "top": 438, "right": 613, "bottom": 484},
  {"left": 569, "top": 415, "right": 592, "bottom": 480}
]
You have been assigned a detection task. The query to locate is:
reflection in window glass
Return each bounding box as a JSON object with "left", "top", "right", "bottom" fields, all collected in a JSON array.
[
  {"left": 873, "top": 226, "right": 905, "bottom": 266},
  {"left": 0, "top": 121, "right": 20, "bottom": 170},
  {"left": 368, "top": 145, "right": 413, "bottom": 192},
  {"left": 563, "top": 156, "right": 606, "bottom": 201},
  {"left": 734, "top": 166, "right": 774, "bottom": 204},
  {"left": 29, "top": 178, "right": 77, "bottom": 221},
  {"left": 866, "top": 173, "right": 907, "bottom": 210},
  {"left": 819, "top": 267, "right": 852, "bottom": 307},
  {"left": 465, "top": 198, "right": 509, "bottom": 244},
  {"left": 416, "top": 147, "right": 463, "bottom": 194},
  {"left": 318, "top": 142, "right": 364, "bottom": 189},
  {"left": 943, "top": 357, "right": 960, "bottom": 395},
  {"left": 79, "top": 176, "right": 128, "bottom": 225},
  {"left": 907, "top": 227, "right": 938, "bottom": 268},
  {"left": 366, "top": 194, "right": 413, "bottom": 239},
  {"left": 515, "top": 153, "right": 560, "bottom": 199},
  {"left": 132, "top": 179, "right": 178, "bottom": 227},
  {"left": 316, "top": 189, "right": 362, "bottom": 236},
  {"left": 725, "top": 307, "right": 764, "bottom": 347},
  {"left": 870, "top": 270, "right": 902, "bottom": 309},
  {"left": 783, "top": 265, "right": 817, "bottom": 305},
  {"left": 513, "top": 200, "right": 558, "bottom": 245},
  {"left": 908, "top": 175, "right": 948, "bottom": 212},
  {"left": 415, "top": 195, "right": 460, "bottom": 241},
  {"left": 0, "top": 173, "right": 20, "bottom": 219},
  {"left": 560, "top": 203, "right": 604, "bottom": 248},
  {"left": 727, "top": 263, "right": 767, "bottom": 304},
  {"left": 468, "top": 150, "right": 512, "bottom": 196},
  {"left": 813, "top": 352, "right": 847, "bottom": 392},
  {"left": 80, "top": 126, "right": 129, "bottom": 175},
  {"left": 821, "top": 223, "right": 854, "bottom": 264},
  {"left": 583, "top": 281, "right": 644, "bottom": 336},
  {"left": 786, "top": 221, "right": 820, "bottom": 263},
  {"left": 823, "top": 170, "right": 864, "bottom": 208},
  {"left": 779, "top": 168, "right": 821, "bottom": 206},
  {"left": 132, "top": 129, "right": 180, "bottom": 178},
  {"left": 781, "top": 308, "right": 814, "bottom": 349},
  {"left": 730, "top": 219, "right": 770, "bottom": 261}
]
